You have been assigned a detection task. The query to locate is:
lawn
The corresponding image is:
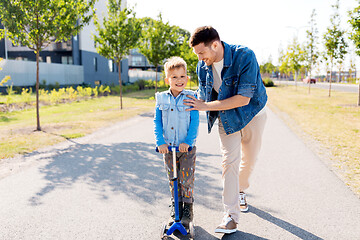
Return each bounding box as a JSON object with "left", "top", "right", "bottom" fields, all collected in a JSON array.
[
  {"left": 0, "top": 89, "right": 162, "bottom": 159},
  {"left": 267, "top": 84, "right": 360, "bottom": 196}
]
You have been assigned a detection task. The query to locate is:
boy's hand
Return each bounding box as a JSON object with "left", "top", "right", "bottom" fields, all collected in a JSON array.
[
  {"left": 179, "top": 143, "right": 190, "bottom": 153},
  {"left": 158, "top": 144, "right": 169, "bottom": 154}
]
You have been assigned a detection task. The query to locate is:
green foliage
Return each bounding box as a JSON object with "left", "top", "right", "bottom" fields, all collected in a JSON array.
[
  {"left": 262, "top": 78, "right": 274, "bottom": 87},
  {"left": 323, "top": 0, "right": 348, "bottom": 67},
  {"left": 348, "top": 0, "right": 360, "bottom": 56},
  {"left": 260, "top": 56, "right": 276, "bottom": 75},
  {"left": 304, "top": 9, "right": 319, "bottom": 76},
  {"left": 93, "top": 0, "right": 141, "bottom": 62},
  {"left": 0, "top": 0, "right": 96, "bottom": 50},
  {"left": 21, "top": 88, "right": 32, "bottom": 104}
]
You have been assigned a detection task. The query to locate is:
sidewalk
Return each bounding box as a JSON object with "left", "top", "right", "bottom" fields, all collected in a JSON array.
[{"left": 0, "top": 108, "right": 359, "bottom": 239}]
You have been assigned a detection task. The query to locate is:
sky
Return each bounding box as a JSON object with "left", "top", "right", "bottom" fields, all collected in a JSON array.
[{"left": 126, "top": 0, "right": 360, "bottom": 73}]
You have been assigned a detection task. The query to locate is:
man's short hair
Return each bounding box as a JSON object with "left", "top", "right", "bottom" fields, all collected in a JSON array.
[
  {"left": 189, "top": 26, "right": 220, "bottom": 47},
  {"left": 164, "top": 56, "right": 187, "bottom": 77}
]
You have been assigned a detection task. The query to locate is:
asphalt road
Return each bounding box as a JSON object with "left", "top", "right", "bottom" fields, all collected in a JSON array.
[
  {"left": 1, "top": 108, "right": 360, "bottom": 239},
  {"left": 274, "top": 80, "right": 359, "bottom": 93}
]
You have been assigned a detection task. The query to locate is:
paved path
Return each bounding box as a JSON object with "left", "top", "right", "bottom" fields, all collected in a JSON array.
[
  {"left": 274, "top": 80, "right": 359, "bottom": 93},
  {"left": 1, "top": 108, "right": 359, "bottom": 239}
]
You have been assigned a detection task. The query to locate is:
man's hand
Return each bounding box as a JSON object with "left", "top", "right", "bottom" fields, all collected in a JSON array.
[
  {"left": 158, "top": 144, "right": 169, "bottom": 154},
  {"left": 179, "top": 143, "right": 190, "bottom": 153},
  {"left": 183, "top": 95, "right": 206, "bottom": 111},
  {"left": 184, "top": 94, "right": 250, "bottom": 111}
]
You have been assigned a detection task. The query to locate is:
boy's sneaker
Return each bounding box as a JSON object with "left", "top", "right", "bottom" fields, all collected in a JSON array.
[
  {"left": 214, "top": 215, "right": 237, "bottom": 234},
  {"left": 239, "top": 192, "right": 249, "bottom": 212},
  {"left": 181, "top": 202, "right": 193, "bottom": 228},
  {"left": 168, "top": 201, "right": 183, "bottom": 226}
]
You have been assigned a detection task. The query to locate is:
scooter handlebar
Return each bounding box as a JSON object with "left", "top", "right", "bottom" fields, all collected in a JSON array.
[{"left": 155, "top": 146, "right": 193, "bottom": 152}]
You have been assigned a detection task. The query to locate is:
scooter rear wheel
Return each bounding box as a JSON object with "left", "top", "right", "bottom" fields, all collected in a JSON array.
[{"left": 189, "top": 221, "right": 195, "bottom": 239}]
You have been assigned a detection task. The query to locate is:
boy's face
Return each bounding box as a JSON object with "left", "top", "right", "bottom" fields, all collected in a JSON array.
[{"left": 166, "top": 67, "right": 188, "bottom": 96}]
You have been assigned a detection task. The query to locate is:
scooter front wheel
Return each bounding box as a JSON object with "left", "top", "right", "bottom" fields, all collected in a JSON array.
[{"left": 160, "top": 222, "right": 167, "bottom": 239}]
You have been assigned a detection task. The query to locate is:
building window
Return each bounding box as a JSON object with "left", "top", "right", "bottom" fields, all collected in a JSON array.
[
  {"left": 131, "top": 56, "right": 143, "bottom": 66},
  {"left": 62, "top": 56, "right": 73, "bottom": 65},
  {"left": 94, "top": 57, "right": 97, "bottom": 72},
  {"left": 108, "top": 60, "right": 114, "bottom": 72},
  {"left": 46, "top": 56, "right": 51, "bottom": 63}
]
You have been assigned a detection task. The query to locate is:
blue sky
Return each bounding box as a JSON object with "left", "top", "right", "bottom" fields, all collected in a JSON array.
[{"left": 127, "top": 0, "right": 359, "bottom": 73}]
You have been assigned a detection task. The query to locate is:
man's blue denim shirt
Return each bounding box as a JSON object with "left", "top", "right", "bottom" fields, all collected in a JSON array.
[
  {"left": 154, "top": 89, "right": 199, "bottom": 147},
  {"left": 196, "top": 41, "right": 267, "bottom": 135}
]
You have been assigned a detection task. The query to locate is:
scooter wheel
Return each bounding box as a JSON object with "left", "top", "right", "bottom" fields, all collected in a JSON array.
[
  {"left": 160, "top": 222, "right": 167, "bottom": 239},
  {"left": 189, "top": 222, "right": 195, "bottom": 239}
]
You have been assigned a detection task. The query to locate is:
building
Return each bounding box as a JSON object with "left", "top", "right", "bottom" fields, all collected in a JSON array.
[
  {"left": 326, "top": 70, "right": 359, "bottom": 82},
  {"left": 0, "top": 0, "right": 128, "bottom": 88}
]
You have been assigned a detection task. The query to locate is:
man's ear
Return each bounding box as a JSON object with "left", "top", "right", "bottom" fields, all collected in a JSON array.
[
  {"left": 212, "top": 40, "right": 221, "bottom": 50},
  {"left": 165, "top": 78, "right": 169, "bottom": 85}
]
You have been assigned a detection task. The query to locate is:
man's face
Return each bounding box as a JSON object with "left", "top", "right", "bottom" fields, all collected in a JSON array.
[{"left": 192, "top": 42, "right": 217, "bottom": 66}]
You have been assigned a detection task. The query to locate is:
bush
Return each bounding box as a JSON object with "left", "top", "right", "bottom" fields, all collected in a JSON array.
[{"left": 263, "top": 78, "right": 274, "bottom": 87}]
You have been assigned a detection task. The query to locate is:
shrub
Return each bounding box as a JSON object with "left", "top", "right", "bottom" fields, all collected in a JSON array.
[{"left": 263, "top": 78, "right": 274, "bottom": 87}]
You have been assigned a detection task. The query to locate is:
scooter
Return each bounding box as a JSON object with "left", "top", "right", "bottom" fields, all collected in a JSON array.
[{"left": 156, "top": 146, "right": 195, "bottom": 239}]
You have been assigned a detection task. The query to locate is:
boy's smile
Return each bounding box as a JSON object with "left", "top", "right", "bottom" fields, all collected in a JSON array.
[{"left": 166, "top": 67, "right": 189, "bottom": 97}]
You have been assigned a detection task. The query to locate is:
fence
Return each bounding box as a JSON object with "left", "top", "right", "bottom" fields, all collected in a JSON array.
[
  {"left": 128, "top": 69, "right": 162, "bottom": 83},
  {"left": 0, "top": 59, "right": 84, "bottom": 87}
]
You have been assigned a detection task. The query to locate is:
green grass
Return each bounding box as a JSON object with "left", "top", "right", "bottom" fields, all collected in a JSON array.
[
  {"left": 0, "top": 89, "right": 158, "bottom": 159},
  {"left": 267, "top": 85, "right": 360, "bottom": 196}
]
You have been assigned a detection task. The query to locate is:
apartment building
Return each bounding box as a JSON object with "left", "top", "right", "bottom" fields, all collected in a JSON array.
[{"left": 0, "top": 0, "right": 129, "bottom": 88}]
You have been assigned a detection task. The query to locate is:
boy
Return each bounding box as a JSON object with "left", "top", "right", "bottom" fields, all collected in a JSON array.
[{"left": 154, "top": 56, "right": 199, "bottom": 228}]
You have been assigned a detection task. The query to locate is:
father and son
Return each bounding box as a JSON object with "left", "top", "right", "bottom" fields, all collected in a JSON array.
[{"left": 154, "top": 26, "right": 267, "bottom": 234}]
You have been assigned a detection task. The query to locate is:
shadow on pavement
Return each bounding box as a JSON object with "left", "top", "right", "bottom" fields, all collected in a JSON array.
[
  {"left": 28, "top": 141, "right": 222, "bottom": 212},
  {"left": 249, "top": 206, "right": 323, "bottom": 240}
]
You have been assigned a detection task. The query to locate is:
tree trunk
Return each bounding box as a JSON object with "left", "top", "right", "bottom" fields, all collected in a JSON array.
[
  {"left": 329, "top": 63, "right": 333, "bottom": 97},
  {"left": 358, "top": 81, "right": 360, "bottom": 106},
  {"left": 118, "top": 60, "right": 123, "bottom": 110},
  {"left": 308, "top": 69, "right": 311, "bottom": 94},
  {"left": 36, "top": 50, "right": 41, "bottom": 131},
  {"left": 155, "top": 64, "right": 158, "bottom": 93},
  {"left": 294, "top": 71, "right": 297, "bottom": 90}
]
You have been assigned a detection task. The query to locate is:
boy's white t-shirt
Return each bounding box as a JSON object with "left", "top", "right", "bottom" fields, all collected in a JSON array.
[{"left": 212, "top": 58, "right": 223, "bottom": 93}]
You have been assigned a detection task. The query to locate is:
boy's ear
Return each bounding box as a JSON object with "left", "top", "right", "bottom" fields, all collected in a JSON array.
[{"left": 165, "top": 78, "right": 169, "bottom": 85}]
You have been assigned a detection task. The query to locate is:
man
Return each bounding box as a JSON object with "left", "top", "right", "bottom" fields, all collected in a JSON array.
[{"left": 183, "top": 26, "right": 267, "bottom": 234}]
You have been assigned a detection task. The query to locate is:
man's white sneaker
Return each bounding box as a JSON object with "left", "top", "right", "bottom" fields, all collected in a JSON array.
[
  {"left": 239, "top": 192, "right": 249, "bottom": 212},
  {"left": 214, "top": 215, "right": 237, "bottom": 234}
]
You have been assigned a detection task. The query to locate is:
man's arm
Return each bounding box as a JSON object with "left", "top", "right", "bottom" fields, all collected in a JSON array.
[{"left": 183, "top": 94, "right": 250, "bottom": 111}]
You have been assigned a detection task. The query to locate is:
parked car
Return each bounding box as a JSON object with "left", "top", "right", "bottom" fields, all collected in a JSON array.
[{"left": 302, "top": 77, "right": 317, "bottom": 84}]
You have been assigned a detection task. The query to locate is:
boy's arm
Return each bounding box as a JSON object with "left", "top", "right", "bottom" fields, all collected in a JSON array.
[
  {"left": 154, "top": 106, "right": 167, "bottom": 147},
  {"left": 184, "top": 109, "right": 200, "bottom": 147}
]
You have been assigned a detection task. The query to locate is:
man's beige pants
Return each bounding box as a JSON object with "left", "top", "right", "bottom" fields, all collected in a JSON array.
[{"left": 218, "top": 108, "right": 267, "bottom": 223}]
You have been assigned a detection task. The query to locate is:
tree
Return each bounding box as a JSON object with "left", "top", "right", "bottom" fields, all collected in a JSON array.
[
  {"left": 179, "top": 34, "right": 198, "bottom": 89},
  {"left": 93, "top": 0, "right": 141, "bottom": 110},
  {"left": 348, "top": 0, "right": 360, "bottom": 105},
  {"left": 284, "top": 37, "right": 305, "bottom": 89},
  {"left": 323, "top": 0, "right": 348, "bottom": 97},
  {"left": 139, "top": 14, "right": 181, "bottom": 92},
  {"left": 304, "top": 9, "right": 319, "bottom": 94},
  {"left": 0, "top": 0, "right": 96, "bottom": 131}
]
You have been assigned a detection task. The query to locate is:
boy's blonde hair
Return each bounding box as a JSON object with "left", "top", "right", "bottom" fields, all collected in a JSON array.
[{"left": 164, "top": 56, "right": 187, "bottom": 78}]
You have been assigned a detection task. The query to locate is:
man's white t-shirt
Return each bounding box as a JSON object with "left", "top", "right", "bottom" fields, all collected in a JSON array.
[
  {"left": 212, "top": 59, "right": 223, "bottom": 93},
  {"left": 212, "top": 58, "right": 266, "bottom": 116}
]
